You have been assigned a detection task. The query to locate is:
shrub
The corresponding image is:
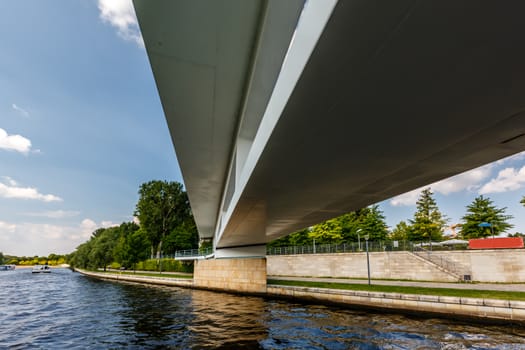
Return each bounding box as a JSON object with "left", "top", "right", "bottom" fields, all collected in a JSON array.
[{"left": 135, "top": 258, "right": 193, "bottom": 273}]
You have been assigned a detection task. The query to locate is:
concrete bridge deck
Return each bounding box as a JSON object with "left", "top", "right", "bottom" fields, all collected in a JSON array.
[{"left": 133, "top": 0, "right": 525, "bottom": 293}]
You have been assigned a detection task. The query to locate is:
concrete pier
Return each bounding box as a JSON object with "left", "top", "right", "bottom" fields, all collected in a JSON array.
[{"left": 193, "top": 258, "right": 267, "bottom": 294}]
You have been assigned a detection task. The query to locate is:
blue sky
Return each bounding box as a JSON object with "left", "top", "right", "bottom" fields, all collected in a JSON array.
[
  {"left": 1, "top": 1, "right": 525, "bottom": 256},
  {"left": 0, "top": 0, "right": 180, "bottom": 256}
]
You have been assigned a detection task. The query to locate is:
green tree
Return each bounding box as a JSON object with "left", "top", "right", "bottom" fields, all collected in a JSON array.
[
  {"left": 460, "top": 195, "right": 513, "bottom": 238},
  {"left": 508, "top": 232, "right": 525, "bottom": 238},
  {"left": 360, "top": 205, "right": 388, "bottom": 241},
  {"left": 134, "top": 180, "right": 192, "bottom": 258},
  {"left": 269, "top": 205, "right": 388, "bottom": 247},
  {"left": 163, "top": 220, "right": 199, "bottom": 253},
  {"left": 267, "top": 228, "right": 311, "bottom": 247},
  {"left": 309, "top": 217, "right": 344, "bottom": 244},
  {"left": 126, "top": 228, "right": 150, "bottom": 271},
  {"left": 89, "top": 227, "right": 120, "bottom": 271},
  {"left": 408, "top": 188, "right": 447, "bottom": 242},
  {"left": 0, "top": 252, "right": 4, "bottom": 265},
  {"left": 70, "top": 240, "right": 94, "bottom": 269},
  {"left": 390, "top": 221, "right": 410, "bottom": 241},
  {"left": 339, "top": 211, "right": 363, "bottom": 243},
  {"left": 113, "top": 222, "right": 141, "bottom": 268}
]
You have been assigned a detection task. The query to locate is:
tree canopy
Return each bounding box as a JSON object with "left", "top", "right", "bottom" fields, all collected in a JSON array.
[
  {"left": 134, "top": 180, "right": 197, "bottom": 257},
  {"left": 270, "top": 205, "right": 388, "bottom": 247},
  {"left": 408, "top": 188, "right": 447, "bottom": 242},
  {"left": 390, "top": 221, "right": 410, "bottom": 241},
  {"left": 460, "top": 195, "right": 513, "bottom": 238}
]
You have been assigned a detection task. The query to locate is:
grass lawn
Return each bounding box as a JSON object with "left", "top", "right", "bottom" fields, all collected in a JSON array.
[
  {"left": 100, "top": 270, "right": 193, "bottom": 279},
  {"left": 267, "top": 279, "right": 525, "bottom": 301}
]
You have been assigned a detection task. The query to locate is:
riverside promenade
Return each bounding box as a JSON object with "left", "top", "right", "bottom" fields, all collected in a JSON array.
[{"left": 76, "top": 269, "right": 525, "bottom": 324}]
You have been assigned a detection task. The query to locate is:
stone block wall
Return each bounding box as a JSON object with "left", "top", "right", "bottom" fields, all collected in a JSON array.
[
  {"left": 430, "top": 249, "right": 525, "bottom": 282},
  {"left": 267, "top": 251, "right": 457, "bottom": 281},
  {"left": 193, "top": 257, "right": 267, "bottom": 293}
]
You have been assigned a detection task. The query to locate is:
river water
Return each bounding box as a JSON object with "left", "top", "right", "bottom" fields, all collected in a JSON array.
[{"left": 1, "top": 268, "right": 524, "bottom": 349}]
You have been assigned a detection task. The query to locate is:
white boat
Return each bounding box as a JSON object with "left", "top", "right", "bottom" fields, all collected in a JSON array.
[
  {"left": 0, "top": 264, "right": 15, "bottom": 271},
  {"left": 32, "top": 265, "right": 51, "bottom": 273}
]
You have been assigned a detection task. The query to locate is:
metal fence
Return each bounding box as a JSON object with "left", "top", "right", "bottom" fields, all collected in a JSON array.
[
  {"left": 266, "top": 240, "right": 414, "bottom": 256},
  {"left": 170, "top": 241, "right": 469, "bottom": 258}
]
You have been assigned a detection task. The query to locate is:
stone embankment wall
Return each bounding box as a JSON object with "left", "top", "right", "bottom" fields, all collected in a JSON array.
[
  {"left": 430, "top": 249, "right": 525, "bottom": 282},
  {"left": 267, "top": 285, "right": 525, "bottom": 323},
  {"left": 77, "top": 269, "right": 193, "bottom": 287},
  {"left": 267, "top": 249, "right": 525, "bottom": 282}
]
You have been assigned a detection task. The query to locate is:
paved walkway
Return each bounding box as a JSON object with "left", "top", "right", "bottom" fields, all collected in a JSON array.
[{"left": 268, "top": 276, "right": 525, "bottom": 292}]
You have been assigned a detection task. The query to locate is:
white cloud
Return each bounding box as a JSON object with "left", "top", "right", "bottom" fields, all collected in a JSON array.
[
  {"left": 389, "top": 163, "right": 494, "bottom": 207},
  {"left": 2, "top": 176, "right": 18, "bottom": 187},
  {"left": 24, "top": 210, "right": 80, "bottom": 219},
  {"left": 389, "top": 188, "right": 421, "bottom": 207},
  {"left": 80, "top": 218, "right": 97, "bottom": 232},
  {"left": 432, "top": 163, "right": 493, "bottom": 195},
  {"left": 0, "top": 177, "right": 62, "bottom": 202},
  {"left": 101, "top": 220, "right": 118, "bottom": 228},
  {"left": 0, "top": 216, "right": 125, "bottom": 256},
  {"left": 98, "top": 0, "right": 144, "bottom": 47},
  {"left": 0, "top": 128, "right": 32, "bottom": 154},
  {"left": 0, "top": 220, "right": 16, "bottom": 233},
  {"left": 479, "top": 166, "right": 525, "bottom": 194},
  {"left": 12, "top": 103, "right": 29, "bottom": 117}
]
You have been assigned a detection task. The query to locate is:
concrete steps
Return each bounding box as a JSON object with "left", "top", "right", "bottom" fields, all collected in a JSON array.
[{"left": 409, "top": 250, "right": 470, "bottom": 281}]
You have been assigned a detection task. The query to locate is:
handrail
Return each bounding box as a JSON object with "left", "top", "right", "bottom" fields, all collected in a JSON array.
[
  {"left": 173, "top": 247, "right": 213, "bottom": 259},
  {"left": 412, "top": 245, "right": 471, "bottom": 280}
]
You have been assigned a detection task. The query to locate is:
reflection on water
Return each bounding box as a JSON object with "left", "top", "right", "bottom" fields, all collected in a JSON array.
[
  {"left": 0, "top": 268, "right": 524, "bottom": 349},
  {"left": 188, "top": 290, "right": 267, "bottom": 348}
]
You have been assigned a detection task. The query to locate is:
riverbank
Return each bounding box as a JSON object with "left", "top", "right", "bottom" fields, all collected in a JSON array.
[
  {"left": 77, "top": 269, "right": 193, "bottom": 288},
  {"left": 75, "top": 268, "right": 525, "bottom": 324}
]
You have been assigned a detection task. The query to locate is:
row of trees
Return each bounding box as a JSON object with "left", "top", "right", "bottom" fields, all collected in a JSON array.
[
  {"left": 269, "top": 205, "right": 389, "bottom": 247},
  {"left": 68, "top": 179, "right": 520, "bottom": 266},
  {"left": 0, "top": 252, "right": 68, "bottom": 266},
  {"left": 271, "top": 188, "right": 518, "bottom": 247},
  {"left": 69, "top": 180, "right": 198, "bottom": 270},
  {"left": 391, "top": 189, "right": 513, "bottom": 242}
]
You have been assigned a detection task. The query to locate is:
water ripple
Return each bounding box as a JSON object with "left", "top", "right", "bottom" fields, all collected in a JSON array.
[{"left": 0, "top": 269, "right": 524, "bottom": 349}]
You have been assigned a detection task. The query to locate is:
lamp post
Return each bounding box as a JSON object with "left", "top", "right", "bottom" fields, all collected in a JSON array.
[
  {"left": 357, "top": 228, "right": 362, "bottom": 251},
  {"left": 364, "top": 234, "right": 371, "bottom": 285}
]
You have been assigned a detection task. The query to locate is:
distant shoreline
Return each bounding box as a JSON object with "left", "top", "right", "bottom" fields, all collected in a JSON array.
[{"left": 10, "top": 264, "right": 70, "bottom": 269}]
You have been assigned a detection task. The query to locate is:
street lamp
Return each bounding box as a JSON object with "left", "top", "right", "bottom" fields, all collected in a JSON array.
[
  {"left": 356, "top": 228, "right": 362, "bottom": 251},
  {"left": 364, "top": 234, "right": 371, "bottom": 285}
]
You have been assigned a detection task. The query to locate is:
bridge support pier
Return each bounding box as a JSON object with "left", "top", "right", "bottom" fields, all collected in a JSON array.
[{"left": 193, "top": 245, "right": 267, "bottom": 294}]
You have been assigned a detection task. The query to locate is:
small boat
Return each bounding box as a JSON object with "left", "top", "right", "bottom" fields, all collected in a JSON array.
[
  {"left": 32, "top": 265, "right": 51, "bottom": 273},
  {"left": 0, "top": 264, "right": 15, "bottom": 271}
]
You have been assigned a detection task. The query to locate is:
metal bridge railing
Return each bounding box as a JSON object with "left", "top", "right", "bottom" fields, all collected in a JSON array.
[{"left": 172, "top": 247, "right": 213, "bottom": 259}]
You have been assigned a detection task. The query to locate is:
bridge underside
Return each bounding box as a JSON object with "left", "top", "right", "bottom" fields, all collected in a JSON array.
[{"left": 135, "top": 0, "right": 525, "bottom": 275}]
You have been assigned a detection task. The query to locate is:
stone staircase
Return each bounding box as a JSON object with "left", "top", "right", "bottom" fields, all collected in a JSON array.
[{"left": 410, "top": 246, "right": 471, "bottom": 282}]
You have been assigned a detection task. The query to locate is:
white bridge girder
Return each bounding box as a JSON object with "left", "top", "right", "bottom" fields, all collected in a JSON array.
[{"left": 134, "top": 0, "right": 525, "bottom": 252}]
